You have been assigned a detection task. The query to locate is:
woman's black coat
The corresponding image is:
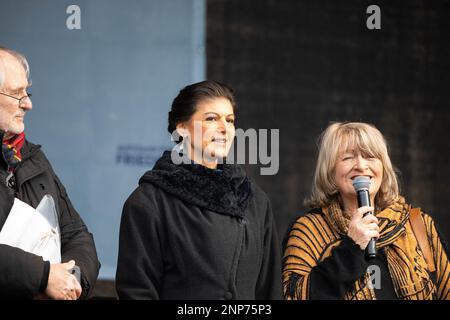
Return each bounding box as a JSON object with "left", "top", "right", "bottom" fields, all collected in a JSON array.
[{"left": 116, "top": 151, "right": 282, "bottom": 299}]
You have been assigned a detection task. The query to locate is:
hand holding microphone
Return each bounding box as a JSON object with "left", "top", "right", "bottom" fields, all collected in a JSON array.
[{"left": 349, "top": 176, "right": 379, "bottom": 259}]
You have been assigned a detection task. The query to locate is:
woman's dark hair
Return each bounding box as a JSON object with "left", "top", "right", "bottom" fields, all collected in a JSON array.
[{"left": 168, "top": 80, "right": 236, "bottom": 140}]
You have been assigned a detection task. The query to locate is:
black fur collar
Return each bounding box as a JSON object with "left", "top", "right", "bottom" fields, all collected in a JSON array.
[{"left": 139, "top": 151, "right": 253, "bottom": 218}]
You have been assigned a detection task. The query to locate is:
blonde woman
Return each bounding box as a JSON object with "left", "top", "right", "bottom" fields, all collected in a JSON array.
[{"left": 283, "top": 122, "right": 450, "bottom": 300}]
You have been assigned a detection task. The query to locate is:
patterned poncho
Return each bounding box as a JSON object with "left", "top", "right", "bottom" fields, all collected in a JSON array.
[{"left": 283, "top": 197, "right": 450, "bottom": 300}]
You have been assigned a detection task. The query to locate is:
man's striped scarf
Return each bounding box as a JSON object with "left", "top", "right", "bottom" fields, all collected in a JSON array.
[
  {"left": 1, "top": 132, "right": 25, "bottom": 172},
  {"left": 283, "top": 197, "right": 450, "bottom": 300}
]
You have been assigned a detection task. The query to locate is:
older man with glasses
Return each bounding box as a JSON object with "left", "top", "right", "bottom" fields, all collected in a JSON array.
[{"left": 0, "top": 46, "right": 100, "bottom": 300}]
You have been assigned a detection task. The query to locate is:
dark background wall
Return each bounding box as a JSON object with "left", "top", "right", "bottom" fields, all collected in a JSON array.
[{"left": 207, "top": 0, "right": 450, "bottom": 244}]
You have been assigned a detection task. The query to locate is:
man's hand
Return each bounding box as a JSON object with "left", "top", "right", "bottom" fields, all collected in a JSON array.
[{"left": 44, "top": 260, "right": 82, "bottom": 300}]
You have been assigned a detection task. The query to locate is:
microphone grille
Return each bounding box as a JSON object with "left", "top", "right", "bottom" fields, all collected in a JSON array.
[{"left": 352, "top": 176, "right": 371, "bottom": 191}]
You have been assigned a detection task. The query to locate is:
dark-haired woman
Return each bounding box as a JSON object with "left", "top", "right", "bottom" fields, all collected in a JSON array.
[{"left": 116, "top": 80, "right": 282, "bottom": 300}]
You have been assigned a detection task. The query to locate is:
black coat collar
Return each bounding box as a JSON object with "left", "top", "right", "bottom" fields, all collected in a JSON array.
[{"left": 139, "top": 151, "right": 253, "bottom": 218}]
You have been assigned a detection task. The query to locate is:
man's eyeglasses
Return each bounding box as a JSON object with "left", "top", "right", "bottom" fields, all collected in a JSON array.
[{"left": 0, "top": 92, "right": 32, "bottom": 105}]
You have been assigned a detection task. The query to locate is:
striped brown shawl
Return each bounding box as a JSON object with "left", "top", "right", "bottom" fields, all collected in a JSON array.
[{"left": 283, "top": 197, "right": 450, "bottom": 300}]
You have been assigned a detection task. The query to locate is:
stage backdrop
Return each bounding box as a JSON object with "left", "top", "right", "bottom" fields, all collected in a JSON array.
[
  {"left": 207, "top": 0, "right": 450, "bottom": 245},
  {"left": 0, "top": 0, "right": 206, "bottom": 279}
]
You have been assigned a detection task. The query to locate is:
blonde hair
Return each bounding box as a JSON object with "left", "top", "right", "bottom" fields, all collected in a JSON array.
[{"left": 306, "top": 122, "right": 399, "bottom": 209}]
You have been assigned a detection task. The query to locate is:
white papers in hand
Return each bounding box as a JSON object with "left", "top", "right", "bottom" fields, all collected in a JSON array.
[{"left": 0, "top": 195, "right": 61, "bottom": 263}]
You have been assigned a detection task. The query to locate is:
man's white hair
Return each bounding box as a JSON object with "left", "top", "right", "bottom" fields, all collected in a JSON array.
[{"left": 0, "top": 46, "right": 31, "bottom": 90}]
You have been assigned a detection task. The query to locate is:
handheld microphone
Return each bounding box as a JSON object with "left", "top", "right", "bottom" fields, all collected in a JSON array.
[{"left": 352, "top": 176, "right": 377, "bottom": 259}]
